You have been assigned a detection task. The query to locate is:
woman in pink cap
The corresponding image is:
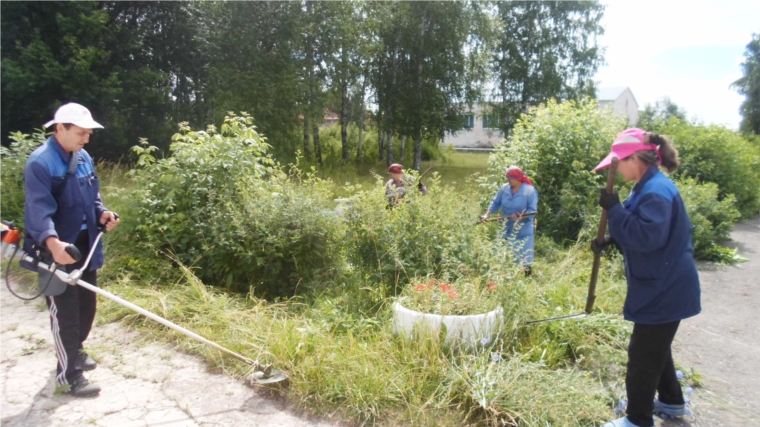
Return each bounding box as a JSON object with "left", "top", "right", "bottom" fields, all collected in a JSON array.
[
  {"left": 594, "top": 128, "right": 701, "bottom": 427},
  {"left": 480, "top": 166, "right": 538, "bottom": 276}
]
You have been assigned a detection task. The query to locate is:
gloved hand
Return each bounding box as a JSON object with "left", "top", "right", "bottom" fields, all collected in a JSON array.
[
  {"left": 417, "top": 182, "right": 424, "bottom": 190},
  {"left": 590, "top": 235, "right": 615, "bottom": 254},
  {"left": 598, "top": 188, "right": 620, "bottom": 210},
  {"left": 479, "top": 214, "right": 488, "bottom": 223}
]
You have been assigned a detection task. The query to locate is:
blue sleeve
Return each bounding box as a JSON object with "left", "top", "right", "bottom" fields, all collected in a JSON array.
[
  {"left": 24, "top": 161, "right": 59, "bottom": 245},
  {"left": 527, "top": 187, "right": 538, "bottom": 213},
  {"left": 91, "top": 157, "right": 107, "bottom": 218},
  {"left": 489, "top": 187, "right": 503, "bottom": 213},
  {"left": 608, "top": 193, "right": 671, "bottom": 253}
]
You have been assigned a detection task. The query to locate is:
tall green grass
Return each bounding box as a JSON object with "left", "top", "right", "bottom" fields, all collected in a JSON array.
[{"left": 96, "top": 245, "right": 629, "bottom": 426}]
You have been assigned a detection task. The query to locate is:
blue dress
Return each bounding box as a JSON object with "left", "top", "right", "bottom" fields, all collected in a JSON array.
[{"left": 488, "top": 183, "right": 538, "bottom": 266}]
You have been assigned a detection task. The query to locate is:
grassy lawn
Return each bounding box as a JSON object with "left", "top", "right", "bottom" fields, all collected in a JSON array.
[{"left": 317, "top": 150, "right": 491, "bottom": 199}]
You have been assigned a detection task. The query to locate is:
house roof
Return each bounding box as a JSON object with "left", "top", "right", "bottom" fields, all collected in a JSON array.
[{"left": 596, "top": 86, "right": 629, "bottom": 101}]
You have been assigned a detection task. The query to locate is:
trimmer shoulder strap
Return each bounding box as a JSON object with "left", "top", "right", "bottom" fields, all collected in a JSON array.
[{"left": 52, "top": 151, "right": 79, "bottom": 199}]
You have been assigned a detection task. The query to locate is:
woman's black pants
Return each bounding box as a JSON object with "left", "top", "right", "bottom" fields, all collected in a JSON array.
[{"left": 626, "top": 320, "right": 684, "bottom": 427}]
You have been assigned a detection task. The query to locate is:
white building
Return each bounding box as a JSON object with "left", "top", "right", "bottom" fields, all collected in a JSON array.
[
  {"left": 442, "top": 103, "right": 505, "bottom": 150},
  {"left": 596, "top": 86, "right": 639, "bottom": 126},
  {"left": 443, "top": 87, "right": 639, "bottom": 149}
]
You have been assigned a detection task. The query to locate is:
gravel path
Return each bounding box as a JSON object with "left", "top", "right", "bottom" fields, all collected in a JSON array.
[{"left": 671, "top": 217, "right": 760, "bottom": 426}]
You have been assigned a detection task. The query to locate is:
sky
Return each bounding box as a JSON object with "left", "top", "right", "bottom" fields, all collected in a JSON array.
[{"left": 595, "top": 0, "right": 760, "bottom": 129}]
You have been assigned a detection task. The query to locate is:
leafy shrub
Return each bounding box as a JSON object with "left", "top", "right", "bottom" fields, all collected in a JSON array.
[
  {"left": 676, "top": 178, "right": 741, "bottom": 261},
  {"left": 130, "top": 113, "right": 345, "bottom": 297},
  {"left": 482, "top": 98, "right": 626, "bottom": 243},
  {"left": 0, "top": 129, "right": 47, "bottom": 227},
  {"left": 661, "top": 119, "right": 760, "bottom": 218},
  {"left": 344, "top": 175, "right": 522, "bottom": 293}
]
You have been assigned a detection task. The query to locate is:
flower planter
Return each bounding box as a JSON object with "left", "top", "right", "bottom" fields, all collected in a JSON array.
[{"left": 391, "top": 301, "right": 504, "bottom": 348}]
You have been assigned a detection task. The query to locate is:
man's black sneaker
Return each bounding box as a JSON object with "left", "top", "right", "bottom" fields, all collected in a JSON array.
[
  {"left": 77, "top": 352, "right": 97, "bottom": 371},
  {"left": 69, "top": 377, "right": 101, "bottom": 397}
]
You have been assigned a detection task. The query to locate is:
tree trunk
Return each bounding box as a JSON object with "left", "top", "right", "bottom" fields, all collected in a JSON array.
[
  {"left": 413, "top": 135, "right": 423, "bottom": 171},
  {"left": 386, "top": 131, "right": 394, "bottom": 165},
  {"left": 303, "top": 115, "right": 312, "bottom": 158},
  {"left": 378, "top": 110, "right": 385, "bottom": 161},
  {"left": 357, "top": 109, "right": 365, "bottom": 163},
  {"left": 340, "top": 46, "right": 349, "bottom": 161},
  {"left": 357, "top": 69, "right": 368, "bottom": 163},
  {"left": 400, "top": 135, "right": 406, "bottom": 161},
  {"left": 341, "top": 84, "right": 348, "bottom": 161},
  {"left": 313, "top": 124, "right": 323, "bottom": 166},
  {"left": 413, "top": 16, "right": 426, "bottom": 172},
  {"left": 386, "top": 47, "right": 398, "bottom": 166}
]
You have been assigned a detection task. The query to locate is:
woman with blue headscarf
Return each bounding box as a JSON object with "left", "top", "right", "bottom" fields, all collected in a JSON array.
[{"left": 480, "top": 166, "right": 538, "bottom": 276}]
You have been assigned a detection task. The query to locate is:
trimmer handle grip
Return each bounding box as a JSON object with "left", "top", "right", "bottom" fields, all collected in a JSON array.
[
  {"left": 98, "top": 212, "right": 120, "bottom": 232},
  {"left": 65, "top": 244, "right": 82, "bottom": 262}
]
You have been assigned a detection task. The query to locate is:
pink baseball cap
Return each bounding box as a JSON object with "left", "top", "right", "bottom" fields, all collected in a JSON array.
[{"left": 594, "top": 128, "right": 659, "bottom": 171}]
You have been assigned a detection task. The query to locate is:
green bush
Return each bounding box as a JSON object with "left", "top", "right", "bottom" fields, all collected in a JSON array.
[
  {"left": 676, "top": 178, "right": 741, "bottom": 262},
  {"left": 482, "top": 98, "right": 626, "bottom": 243},
  {"left": 0, "top": 129, "right": 47, "bottom": 227},
  {"left": 130, "top": 113, "right": 345, "bottom": 297},
  {"left": 661, "top": 119, "right": 760, "bottom": 218},
  {"left": 344, "top": 175, "right": 522, "bottom": 293}
]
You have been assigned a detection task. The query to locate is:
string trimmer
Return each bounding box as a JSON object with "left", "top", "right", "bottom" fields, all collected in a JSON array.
[{"left": 1, "top": 217, "right": 287, "bottom": 386}]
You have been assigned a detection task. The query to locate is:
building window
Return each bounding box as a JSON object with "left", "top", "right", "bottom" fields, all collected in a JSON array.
[
  {"left": 483, "top": 114, "right": 501, "bottom": 129},
  {"left": 461, "top": 114, "right": 474, "bottom": 129}
]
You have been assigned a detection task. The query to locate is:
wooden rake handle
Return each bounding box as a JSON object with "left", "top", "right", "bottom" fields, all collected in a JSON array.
[{"left": 585, "top": 156, "right": 619, "bottom": 314}]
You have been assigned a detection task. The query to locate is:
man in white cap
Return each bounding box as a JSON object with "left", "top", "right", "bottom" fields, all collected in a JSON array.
[{"left": 23, "top": 102, "right": 119, "bottom": 397}]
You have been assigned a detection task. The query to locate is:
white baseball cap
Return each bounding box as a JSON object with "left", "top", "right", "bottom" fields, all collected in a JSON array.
[{"left": 43, "top": 103, "right": 104, "bottom": 129}]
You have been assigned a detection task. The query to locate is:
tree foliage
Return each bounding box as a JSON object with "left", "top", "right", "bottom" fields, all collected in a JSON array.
[
  {"left": 0, "top": 2, "right": 212, "bottom": 159},
  {"left": 637, "top": 97, "right": 688, "bottom": 131},
  {"left": 732, "top": 33, "right": 760, "bottom": 136},
  {"left": 2, "top": 1, "right": 604, "bottom": 166},
  {"left": 490, "top": 1, "right": 605, "bottom": 134},
  {"left": 2, "top": 2, "right": 122, "bottom": 158}
]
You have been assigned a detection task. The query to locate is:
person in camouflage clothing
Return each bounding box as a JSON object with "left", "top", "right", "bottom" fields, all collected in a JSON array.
[{"left": 385, "top": 163, "right": 427, "bottom": 205}]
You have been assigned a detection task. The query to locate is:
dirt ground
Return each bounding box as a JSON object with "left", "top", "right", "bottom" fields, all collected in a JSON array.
[{"left": 666, "top": 217, "right": 760, "bottom": 427}]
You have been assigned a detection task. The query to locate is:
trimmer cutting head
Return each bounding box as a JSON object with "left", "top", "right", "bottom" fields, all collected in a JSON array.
[{"left": 247, "top": 364, "right": 289, "bottom": 387}]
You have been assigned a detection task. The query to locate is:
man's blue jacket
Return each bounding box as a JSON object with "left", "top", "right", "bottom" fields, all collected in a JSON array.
[
  {"left": 23, "top": 136, "right": 107, "bottom": 270},
  {"left": 607, "top": 165, "right": 701, "bottom": 324}
]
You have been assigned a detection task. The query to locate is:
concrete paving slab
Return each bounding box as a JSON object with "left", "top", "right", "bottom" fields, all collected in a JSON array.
[{"left": 1, "top": 282, "right": 339, "bottom": 427}]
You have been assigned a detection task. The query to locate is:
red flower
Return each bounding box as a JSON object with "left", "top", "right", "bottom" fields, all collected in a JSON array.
[
  {"left": 439, "top": 283, "right": 452, "bottom": 292},
  {"left": 446, "top": 290, "right": 459, "bottom": 299},
  {"left": 426, "top": 280, "right": 436, "bottom": 289},
  {"left": 415, "top": 284, "right": 427, "bottom": 292},
  {"left": 487, "top": 282, "right": 497, "bottom": 292}
]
